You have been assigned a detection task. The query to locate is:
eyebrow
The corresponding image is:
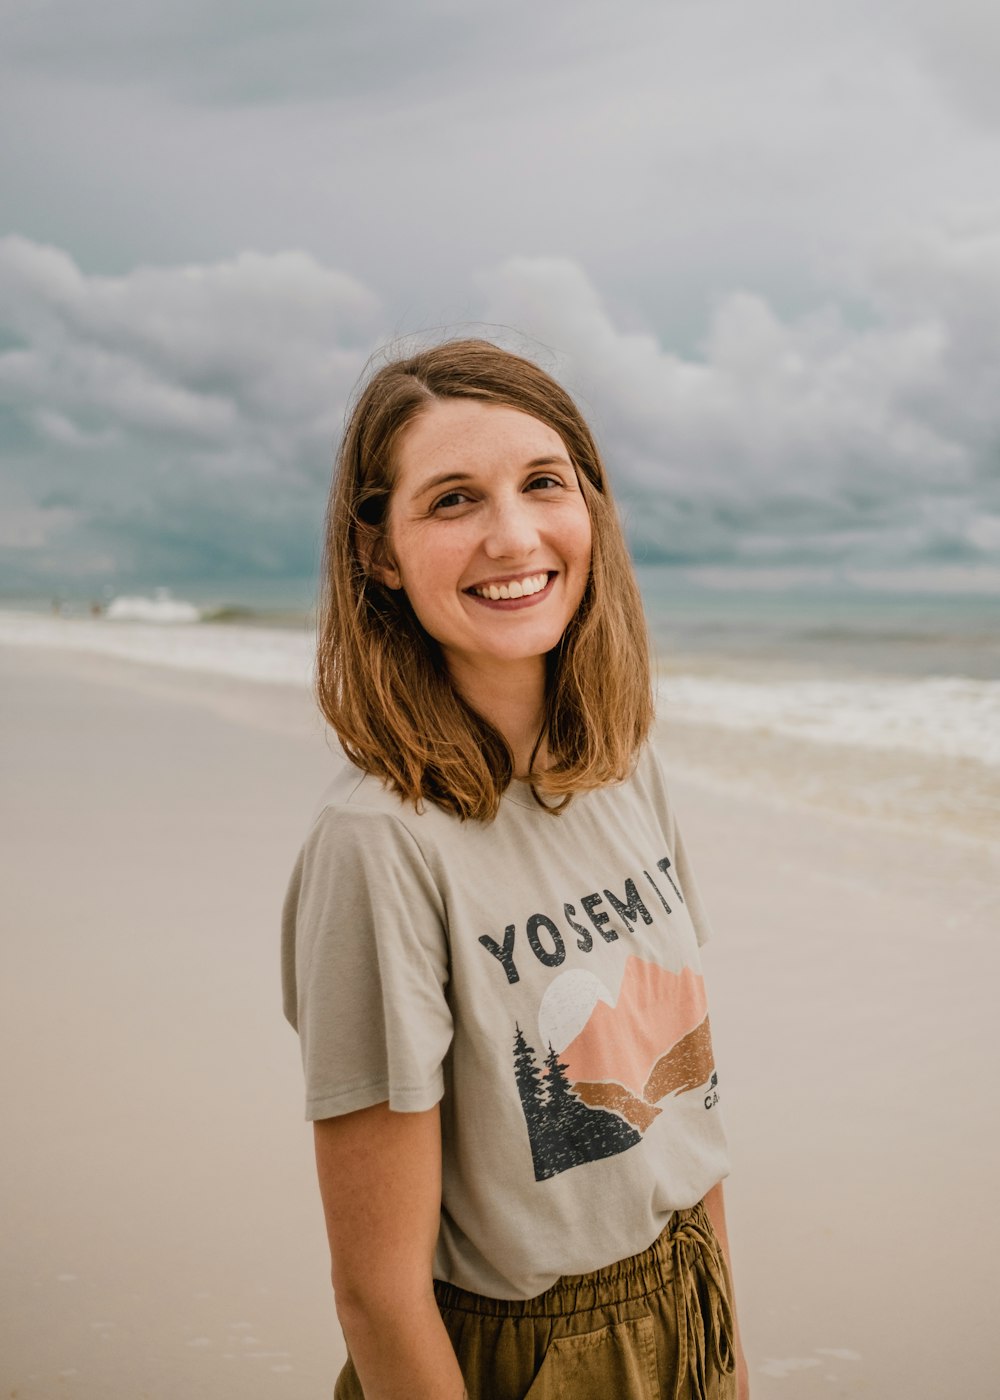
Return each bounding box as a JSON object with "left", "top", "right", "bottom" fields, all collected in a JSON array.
[{"left": 412, "top": 456, "right": 573, "bottom": 500}]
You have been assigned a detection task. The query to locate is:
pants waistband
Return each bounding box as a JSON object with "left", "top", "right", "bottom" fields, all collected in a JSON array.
[
  {"left": 435, "top": 1201, "right": 714, "bottom": 1318},
  {"left": 435, "top": 1200, "right": 736, "bottom": 1400}
]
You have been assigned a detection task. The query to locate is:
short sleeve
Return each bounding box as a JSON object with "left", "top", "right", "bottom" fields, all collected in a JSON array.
[
  {"left": 281, "top": 805, "right": 454, "bottom": 1120},
  {"left": 672, "top": 821, "right": 715, "bottom": 947},
  {"left": 641, "top": 744, "right": 716, "bottom": 947}
]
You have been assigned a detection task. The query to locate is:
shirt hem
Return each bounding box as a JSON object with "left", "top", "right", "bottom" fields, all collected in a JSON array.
[{"left": 306, "top": 1073, "right": 444, "bottom": 1121}]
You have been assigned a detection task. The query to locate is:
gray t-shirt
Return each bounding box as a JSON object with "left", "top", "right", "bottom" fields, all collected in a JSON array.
[{"left": 281, "top": 744, "right": 731, "bottom": 1299}]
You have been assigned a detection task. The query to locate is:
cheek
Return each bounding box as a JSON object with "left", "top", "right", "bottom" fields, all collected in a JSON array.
[
  {"left": 391, "top": 527, "right": 468, "bottom": 610},
  {"left": 570, "top": 506, "right": 594, "bottom": 571},
  {"left": 568, "top": 516, "right": 594, "bottom": 611}
]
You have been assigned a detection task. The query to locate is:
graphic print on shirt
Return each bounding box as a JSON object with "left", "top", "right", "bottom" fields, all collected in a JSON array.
[{"left": 512, "top": 956, "right": 716, "bottom": 1181}]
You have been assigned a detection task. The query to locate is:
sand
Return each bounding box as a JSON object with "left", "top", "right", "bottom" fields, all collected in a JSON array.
[{"left": 1, "top": 644, "right": 997, "bottom": 1400}]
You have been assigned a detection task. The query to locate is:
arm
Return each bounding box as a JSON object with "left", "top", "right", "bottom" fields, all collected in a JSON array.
[
  {"left": 314, "top": 1102, "right": 466, "bottom": 1400},
  {"left": 703, "top": 1180, "right": 750, "bottom": 1400}
]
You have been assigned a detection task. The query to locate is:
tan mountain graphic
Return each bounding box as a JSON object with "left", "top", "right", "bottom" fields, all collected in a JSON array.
[
  {"left": 643, "top": 1013, "right": 714, "bottom": 1101},
  {"left": 572, "top": 1081, "right": 663, "bottom": 1131},
  {"left": 559, "top": 957, "right": 715, "bottom": 1131}
]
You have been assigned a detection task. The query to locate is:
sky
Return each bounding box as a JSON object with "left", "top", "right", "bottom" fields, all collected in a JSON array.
[{"left": 2, "top": 0, "right": 1000, "bottom": 598}]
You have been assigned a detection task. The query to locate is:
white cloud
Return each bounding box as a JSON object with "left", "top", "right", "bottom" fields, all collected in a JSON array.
[
  {"left": 32, "top": 409, "right": 118, "bottom": 449},
  {"left": 0, "top": 237, "right": 379, "bottom": 448},
  {"left": 0, "top": 237, "right": 384, "bottom": 585},
  {"left": 1, "top": 228, "right": 999, "bottom": 588},
  {"left": 476, "top": 230, "right": 1000, "bottom": 571},
  {"left": 5, "top": 0, "right": 1000, "bottom": 353},
  {"left": 0, "top": 236, "right": 381, "bottom": 478}
]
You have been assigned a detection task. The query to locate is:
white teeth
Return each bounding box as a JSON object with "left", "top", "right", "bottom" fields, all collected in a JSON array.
[{"left": 473, "top": 572, "right": 549, "bottom": 600}]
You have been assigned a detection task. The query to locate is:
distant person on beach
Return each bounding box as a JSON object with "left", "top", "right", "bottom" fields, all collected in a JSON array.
[{"left": 282, "top": 340, "right": 748, "bottom": 1399}]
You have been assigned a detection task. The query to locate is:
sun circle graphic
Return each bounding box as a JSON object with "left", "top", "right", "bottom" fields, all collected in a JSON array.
[{"left": 537, "top": 969, "right": 615, "bottom": 1053}]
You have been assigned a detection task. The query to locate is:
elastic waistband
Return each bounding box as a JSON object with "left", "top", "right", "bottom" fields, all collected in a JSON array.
[{"left": 435, "top": 1202, "right": 709, "bottom": 1318}]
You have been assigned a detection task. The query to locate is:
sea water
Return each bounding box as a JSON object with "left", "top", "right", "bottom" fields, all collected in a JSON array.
[{"left": 2, "top": 571, "right": 997, "bottom": 840}]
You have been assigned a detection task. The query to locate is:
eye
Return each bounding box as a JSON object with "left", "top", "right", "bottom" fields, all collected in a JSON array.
[
  {"left": 430, "top": 489, "right": 471, "bottom": 512},
  {"left": 525, "top": 474, "right": 563, "bottom": 492}
]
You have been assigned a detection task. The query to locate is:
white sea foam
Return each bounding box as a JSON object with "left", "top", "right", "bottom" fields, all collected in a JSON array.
[
  {"left": 105, "top": 589, "right": 201, "bottom": 623},
  {"left": 3, "top": 608, "right": 998, "bottom": 769},
  {"left": 0, "top": 611, "right": 313, "bottom": 686},
  {"left": 660, "top": 672, "right": 1000, "bottom": 769}
]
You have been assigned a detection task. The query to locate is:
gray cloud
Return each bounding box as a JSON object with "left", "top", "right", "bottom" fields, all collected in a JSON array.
[
  {"left": 477, "top": 242, "right": 1000, "bottom": 571},
  {"left": 4, "top": 0, "right": 490, "bottom": 105},
  {"left": 0, "top": 236, "right": 382, "bottom": 589},
  {"left": 6, "top": 0, "right": 999, "bottom": 355},
  {"left": 895, "top": 0, "right": 1000, "bottom": 130},
  {"left": 1, "top": 228, "right": 998, "bottom": 593},
  {"left": 4, "top": 0, "right": 682, "bottom": 105}
]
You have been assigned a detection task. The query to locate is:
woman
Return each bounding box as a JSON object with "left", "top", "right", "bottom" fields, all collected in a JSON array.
[{"left": 282, "top": 339, "right": 749, "bottom": 1399}]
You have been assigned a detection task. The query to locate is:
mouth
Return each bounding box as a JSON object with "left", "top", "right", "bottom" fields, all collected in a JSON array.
[{"left": 465, "top": 571, "right": 554, "bottom": 602}]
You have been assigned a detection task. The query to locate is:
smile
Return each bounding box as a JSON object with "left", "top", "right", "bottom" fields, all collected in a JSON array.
[{"left": 468, "top": 572, "right": 552, "bottom": 602}]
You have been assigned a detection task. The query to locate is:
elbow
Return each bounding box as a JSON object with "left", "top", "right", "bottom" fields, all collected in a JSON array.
[
  {"left": 332, "top": 1274, "right": 380, "bottom": 1350},
  {"left": 330, "top": 1263, "right": 368, "bottom": 1328},
  {"left": 331, "top": 1264, "right": 434, "bottom": 1337},
  {"left": 333, "top": 1288, "right": 373, "bottom": 1343}
]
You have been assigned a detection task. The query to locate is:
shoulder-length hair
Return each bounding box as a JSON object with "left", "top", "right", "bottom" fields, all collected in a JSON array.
[{"left": 316, "top": 338, "right": 653, "bottom": 820}]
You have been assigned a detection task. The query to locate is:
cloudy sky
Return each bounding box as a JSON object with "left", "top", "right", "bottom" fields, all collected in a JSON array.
[{"left": 2, "top": 0, "right": 999, "bottom": 597}]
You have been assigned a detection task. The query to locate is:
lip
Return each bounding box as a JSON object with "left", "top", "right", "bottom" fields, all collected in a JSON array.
[
  {"left": 466, "top": 568, "right": 555, "bottom": 590},
  {"left": 464, "top": 571, "right": 556, "bottom": 610}
]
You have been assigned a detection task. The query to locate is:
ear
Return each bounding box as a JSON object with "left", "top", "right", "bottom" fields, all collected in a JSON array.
[
  {"left": 356, "top": 521, "right": 403, "bottom": 591},
  {"left": 378, "top": 559, "right": 403, "bottom": 591}
]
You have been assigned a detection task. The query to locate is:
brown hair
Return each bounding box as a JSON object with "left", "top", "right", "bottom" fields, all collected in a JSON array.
[{"left": 316, "top": 338, "right": 653, "bottom": 820}]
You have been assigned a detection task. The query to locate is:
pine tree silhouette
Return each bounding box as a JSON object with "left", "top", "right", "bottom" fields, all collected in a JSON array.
[
  {"left": 511, "top": 1024, "right": 644, "bottom": 1182},
  {"left": 512, "top": 1024, "right": 551, "bottom": 1179},
  {"left": 542, "top": 1042, "right": 643, "bottom": 1177},
  {"left": 542, "top": 1042, "right": 576, "bottom": 1113}
]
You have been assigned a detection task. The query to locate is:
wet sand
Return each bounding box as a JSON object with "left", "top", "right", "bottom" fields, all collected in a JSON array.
[{"left": 1, "top": 645, "right": 997, "bottom": 1399}]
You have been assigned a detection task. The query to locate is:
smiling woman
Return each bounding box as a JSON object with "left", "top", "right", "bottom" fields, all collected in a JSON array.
[
  {"left": 316, "top": 340, "right": 653, "bottom": 821},
  {"left": 282, "top": 339, "right": 748, "bottom": 1400},
  {"left": 376, "top": 398, "right": 593, "bottom": 759}
]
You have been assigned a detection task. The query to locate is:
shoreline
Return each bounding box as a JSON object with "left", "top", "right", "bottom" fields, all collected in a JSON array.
[
  {"left": 3, "top": 624, "right": 995, "bottom": 850},
  {"left": 655, "top": 710, "right": 1000, "bottom": 850}
]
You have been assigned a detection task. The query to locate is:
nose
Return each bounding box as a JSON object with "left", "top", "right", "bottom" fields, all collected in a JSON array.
[{"left": 483, "top": 492, "right": 540, "bottom": 561}]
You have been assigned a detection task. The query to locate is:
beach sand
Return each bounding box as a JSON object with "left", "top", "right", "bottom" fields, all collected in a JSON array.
[{"left": 2, "top": 644, "right": 997, "bottom": 1399}]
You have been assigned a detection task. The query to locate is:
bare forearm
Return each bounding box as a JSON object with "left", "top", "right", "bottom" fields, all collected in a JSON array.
[
  {"left": 337, "top": 1289, "right": 466, "bottom": 1400},
  {"left": 313, "top": 1107, "right": 461, "bottom": 1396}
]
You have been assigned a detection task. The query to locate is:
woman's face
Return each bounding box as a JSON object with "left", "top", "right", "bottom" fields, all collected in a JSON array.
[{"left": 380, "top": 397, "right": 593, "bottom": 691}]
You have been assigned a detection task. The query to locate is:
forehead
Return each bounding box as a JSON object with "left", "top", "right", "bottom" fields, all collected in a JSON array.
[{"left": 393, "top": 398, "right": 568, "bottom": 485}]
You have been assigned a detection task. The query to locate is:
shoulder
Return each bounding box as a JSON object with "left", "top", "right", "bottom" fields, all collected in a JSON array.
[
  {"left": 292, "top": 757, "right": 463, "bottom": 890},
  {"left": 314, "top": 758, "right": 460, "bottom": 830},
  {"left": 282, "top": 763, "right": 453, "bottom": 977},
  {"left": 629, "top": 740, "right": 677, "bottom": 834},
  {"left": 310, "top": 757, "right": 404, "bottom": 821}
]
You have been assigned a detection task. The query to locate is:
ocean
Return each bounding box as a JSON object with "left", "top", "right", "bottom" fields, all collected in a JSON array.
[{"left": 2, "top": 571, "right": 997, "bottom": 842}]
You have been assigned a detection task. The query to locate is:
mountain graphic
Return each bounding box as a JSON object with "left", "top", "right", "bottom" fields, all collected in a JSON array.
[
  {"left": 570, "top": 1080, "right": 662, "bottom": 1131},
  {"left": 512, "top": 1026, "right": 643, "bottom": 1182},
  {"left": 559, "top": 957, "right": 715, "bottom": 1130}
]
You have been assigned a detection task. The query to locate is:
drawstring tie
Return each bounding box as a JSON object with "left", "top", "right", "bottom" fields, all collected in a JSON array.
[{"left": 669, "top": 1206, "right": 736, "bottom": 1400}]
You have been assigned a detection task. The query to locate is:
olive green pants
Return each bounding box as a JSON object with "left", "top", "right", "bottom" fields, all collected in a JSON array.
[{"left": 334, "top": 1200, "right": 736, "bottom": 1400}]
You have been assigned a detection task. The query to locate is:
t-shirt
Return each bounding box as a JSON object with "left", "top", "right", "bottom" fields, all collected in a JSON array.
[{"left": 281, "top": 743, "right": 731, "bottom": 1299}]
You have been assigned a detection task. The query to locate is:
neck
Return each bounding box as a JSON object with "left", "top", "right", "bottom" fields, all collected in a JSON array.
[{"left": 446, "top": 655, "right": 548, "bottom": 779}]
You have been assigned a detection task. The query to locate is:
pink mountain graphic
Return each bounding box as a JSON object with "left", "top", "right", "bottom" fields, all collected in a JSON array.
[{"left": 561, "top": 957, "right": 712, "bottom": 1120}]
